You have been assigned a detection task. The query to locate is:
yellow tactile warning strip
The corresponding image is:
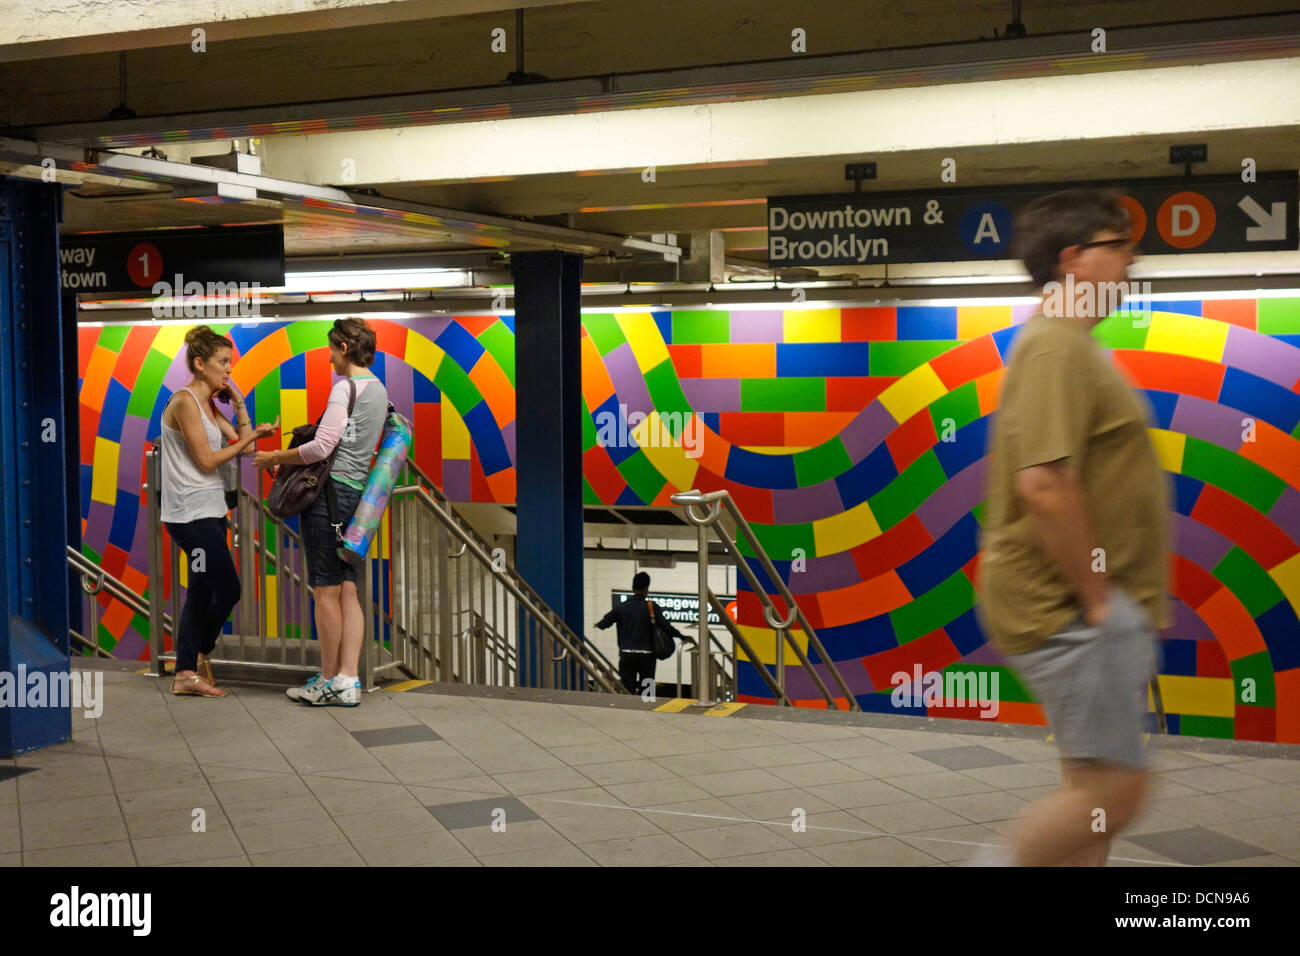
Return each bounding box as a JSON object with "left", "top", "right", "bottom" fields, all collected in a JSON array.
[
  {"left": 702, "top": 702, "right": 747, "bottom": 717},
  {"left": 385, "top": 680, "right": 433, "bottom": 693},
  {"left": 654, "top": 698, "right": 696, "bottom": 713},
  {"left": 654, "top": 698, "right": 748, "bottom": 716}
]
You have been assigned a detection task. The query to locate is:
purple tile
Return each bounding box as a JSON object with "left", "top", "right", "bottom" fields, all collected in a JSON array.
[
  {"left": 410, "top": 316, "right": 453, "bottom": 342},
  {"left": 112, "top": 629, "right": 146, "bottom": 661},
  {"left": 84, "top": 501, "right": 114, "bottom": 553},
  {"left": 781, "top": 659, "right": 874, "bottom": 698},
  {"left": 838, "top": 402, "right": 896, "bottom": 463},
  {"left": 161, "top": 353, "right": 192, "bottom": 391},
  {"left": 916, "top": 458, "right": 986, "bottom": 538},
  {"left": 1164, "top": 598, "right": 1215, "bottom": 642},
  {"left": 727, "top": 310, "right": 784, "bottom": 344},
  {"left": 601, "top": 343, "right": 654, "bottom": 418},
  {"left": 1223, "top": 324, "right": 1300, "bottom": 389},
  {"left": 116, "top": 415, "right": 149, "bottom": 493},
  {"left": 385, "top": 357, "right": 413, "bottom": 417},
  {"left": 773, "top": 482, "right": 843, "bottom": 524},
  {"left": 1172, "top": 512, "right": 1234, "bottom": 568},
  {"left": 1170, "top": 394, "right": 1252, "bottom": 448},
  {"left": 1268, "top": 486, "right": 1300, "bottom": 547},
  {"left": 960, "top": 642, "right": 1009, "bottom": 667},
  {"left": 501, "top": 420, "right": 516, "bottom": 467},
  {"left": 679, "top": 378, "right": 741, "bottom": 414},
  {"left": 1012, "top": 303, "right": 1040, "bottom": 325},
  {"left": 787, "top": 553, "right": 865, "bottom": 595},
  {"left": 442, "top": 459, "right": 471, "bottom": 502}
]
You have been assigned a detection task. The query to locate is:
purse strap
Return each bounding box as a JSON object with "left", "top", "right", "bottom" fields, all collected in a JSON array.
[{"left": 325, "top": 379, "right": 358, "bottom": 542}]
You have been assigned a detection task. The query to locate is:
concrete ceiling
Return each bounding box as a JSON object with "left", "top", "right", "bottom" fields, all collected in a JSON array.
[{"left": 3, "top": 0, "right": 1299, "bottom": 276}]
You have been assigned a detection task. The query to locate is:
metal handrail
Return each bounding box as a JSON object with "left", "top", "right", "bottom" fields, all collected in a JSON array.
[
  {"left": 672, "top": 488, "right": 860, "bottom": 711},
  {"left": 394, "top": 457, "right": 623, "bottom": 683},
  {"left": 391, "top": 483, "right": 624, "bottom": 693}
]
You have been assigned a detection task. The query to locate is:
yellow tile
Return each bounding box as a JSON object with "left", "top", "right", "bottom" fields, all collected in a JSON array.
[
  {"left": 957, "top": 305, "right": 1013, "bottom": 339},
  {"left": 630, "top": 411, "right": 699, "bottom": 492},
  {"left": 385, "top": 680, "right": 432, "bottom": 693},
  {"left": 813, "top": 497, "right": 881, "bottom": 556},
  {"left": 784, "top": 308, "right": 841, "bottom": 343},
  {"left": 442, "top": 398, "right": 470, "bottom": 459},
  {"left": 736, "top": 624, "right": 808, "bottom": 666},
  {"left": 264, "top": 575, "right": 278, "bottom": 636},
  {"left": 403, "top": 331, "right": 446, "bottom": 381},
  {"left": 1154, "top": 675, "right": 1235, "bottom": 719},
  {"left": 150, "top": 325, "right": 189, "bottom": 357},
  {"left": 1148, "top": 428, "right": 1186, "bottom": 473},
  {"left": 1144, "top": 313, "right": 1229, "bottom": 364},
  {"left": 280, "top": 389, "right": 308, "bottom": 438},
  {"left": 618, "top": 312, "right": 671, "bottom": 371},
  {"left": 877, "top": 363, "right": 947, "bottom": 425},
  {"left": 1269, "top": 552, "right": 1300, "bottom": 621},
  {"left": 90, "top": 438, "right": 120, "bottom": 505}
]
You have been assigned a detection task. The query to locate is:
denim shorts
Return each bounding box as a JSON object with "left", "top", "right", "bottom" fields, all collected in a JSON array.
[
  {"left": 302, "top": 478, "right": 362, "bottom": 588},
  {"left": 1011, "top": 587, "right": 1160, "bottom": 770}
]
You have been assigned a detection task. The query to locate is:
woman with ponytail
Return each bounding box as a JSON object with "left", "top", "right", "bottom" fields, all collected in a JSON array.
[{"left": 160, "top": 325, "right": 277, "bottom": 697}]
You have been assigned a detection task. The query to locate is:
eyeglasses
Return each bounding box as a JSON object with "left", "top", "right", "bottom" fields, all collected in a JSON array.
[{"left": 1077, "top": 237, "right": 1136, "bottom": 252}]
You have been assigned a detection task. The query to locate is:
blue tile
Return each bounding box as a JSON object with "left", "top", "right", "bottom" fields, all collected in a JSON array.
[
  {"left": 1171, "top": 472, "right": 1204, "bottom": 516},
  {"left": 897, "top": 306, "right": 957, "bottom": 340},
  {"left": 462, "top": 401, "right": 512, "bottom": 475},
  {"left": 944, "top": 607, "right": 985, "bottom": 656},
  {"left": 814, "top": 615, "right": 899, "bottom": 660},
  {"left": 100, "top": 378, "right": 130, "bottom": 433},
  {"left": 1256, "top": 602, "right": 1300, "bottom": 672},
  {"left": 108, "top": 491, "right": 138, "bottom": 551},
  {"left": 614, "top": 484, "right": 644, "bottom": 506},
  {"left": 653, "top": 311, "right": 672, "bottom": 345},
  {"left": 1143, "top": 389, "right": 1179, "bottom": 429},
  {"left": 280, "top": 353, "right": 306, "bottom": 389},
  {"left": 834, "top": 442, "right": 897, "bottom": 510},
  {"left": 725, "top": 445, "right": 798, "bottom": 489},
  {"left": 1148, "top": 299, "right": 1203, "bottom": 317},
  {"left": 1160, "top": 638, "right": 1198, "bottom": 677},
  {"left": 435, "top": 322, "right": 486, "bottom": 369},
  {"left": 992, "top": 323, "right": 1026, "bottom": 363},
  {"left": 1219, "top": 367, "right": 1300, "bottom": 435},
  {"left": 897, "top": 514, "right": 978, "bottom": 596},
  {"left": 413, "top": 370, "right": 441, "bottom": 403},
  {"left": 776, "top": 342, "right": 869, "bottom": 377},
  {"left": 700, "top": 411, "right": 720, "bottom": 433},
  {"left": 933, "top": 417, "right": 987, "bottom": 475}
]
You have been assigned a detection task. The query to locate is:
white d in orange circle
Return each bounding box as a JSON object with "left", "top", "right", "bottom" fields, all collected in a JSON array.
[{"left": 1157, "top": 191, "right": 1216, "bottom": 249}]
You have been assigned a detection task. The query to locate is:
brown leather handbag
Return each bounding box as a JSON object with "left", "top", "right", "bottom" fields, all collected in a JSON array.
[{"left": 266, "top": 380, "right": 356, "bottom": 519}]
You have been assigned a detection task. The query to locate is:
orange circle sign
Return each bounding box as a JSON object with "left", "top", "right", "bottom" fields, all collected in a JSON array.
[
  {"left": 1117, "top": 195, "right": 1147, "bottom": 245},
  {"left": 1156, "top": 191, "right": 1215, "bottom": 249}
]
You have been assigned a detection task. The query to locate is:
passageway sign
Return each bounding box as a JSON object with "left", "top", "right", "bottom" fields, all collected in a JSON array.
[
  {"left": 768, "top": 172, "right": 1297, "bottom": 267},
  {"left": 58, "top": 225, "right": 284, "bottom": 293},
  {"left": 611, "top": 590, "right": 737, "bottom": 628}
]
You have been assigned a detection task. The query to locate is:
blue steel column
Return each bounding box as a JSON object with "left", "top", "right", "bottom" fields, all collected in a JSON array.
[
  {"left": 0, "top": 177, "right": 72, "bottom": 755},
  {"left": 511, "top": 251, "right": 584, "bottom": 689}
]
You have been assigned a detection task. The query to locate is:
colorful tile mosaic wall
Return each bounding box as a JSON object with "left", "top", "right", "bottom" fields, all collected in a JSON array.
[{"left": 76, "top": 298, "right": 1300, "bottom": 743}]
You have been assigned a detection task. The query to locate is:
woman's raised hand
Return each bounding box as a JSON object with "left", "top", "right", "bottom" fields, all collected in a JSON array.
[{"left": 252, "top": 415, "right": 279, "bottom": 441}]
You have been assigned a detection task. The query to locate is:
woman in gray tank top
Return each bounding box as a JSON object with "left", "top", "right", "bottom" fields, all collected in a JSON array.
[
  {"left": 255, "top": 318, "right": 388, "bottom": 707},
  {"left": 161, "top": 326, "right": 277, "bottom": 698}
]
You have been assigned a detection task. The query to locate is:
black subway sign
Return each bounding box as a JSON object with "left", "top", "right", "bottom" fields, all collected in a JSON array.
[
  {"left": 768, "top": 171, "right": 1297, "bottom": 267},
  {"left": 611, "top": 590, "right": 737, "bottom": 628},
  {"left": 59, "top": 225, "right": 285, "bottom": 294}
]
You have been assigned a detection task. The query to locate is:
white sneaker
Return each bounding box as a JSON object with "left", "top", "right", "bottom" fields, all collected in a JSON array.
[
  {"left": 286, "top": 673, "right": 325, "bottom": 702},
  {"left": 311, "top": 675, "right": 361, "bottom": 707}
]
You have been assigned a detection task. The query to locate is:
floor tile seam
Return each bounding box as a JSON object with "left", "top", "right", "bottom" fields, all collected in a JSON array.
[{"left": 86, "top": 716, "right": 143, "bottom": 868}]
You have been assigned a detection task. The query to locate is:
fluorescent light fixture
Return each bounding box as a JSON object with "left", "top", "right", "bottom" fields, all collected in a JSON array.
[{"left": 276, "top": 268, "right": 469, "bottom": 293}]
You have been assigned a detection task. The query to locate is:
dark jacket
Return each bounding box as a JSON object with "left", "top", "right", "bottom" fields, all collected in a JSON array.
[{"left": 595, "top": 594, "right": 684, "bottom": 653}]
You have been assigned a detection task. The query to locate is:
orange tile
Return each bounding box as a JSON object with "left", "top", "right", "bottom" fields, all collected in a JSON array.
[
  {"left": 700, "top": 343, "right": 776, "bottom": 378},
  {"left": 469, "top": 353, "right": 516, "bottom": 427},
  {"left": 1198, "top": 587, "right": 1268, "bottom": 661}
]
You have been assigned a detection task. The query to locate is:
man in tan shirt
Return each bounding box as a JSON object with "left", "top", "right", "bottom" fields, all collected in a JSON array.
[{"left": 976, "top": 188, "right": 1170, "bottom": 866}]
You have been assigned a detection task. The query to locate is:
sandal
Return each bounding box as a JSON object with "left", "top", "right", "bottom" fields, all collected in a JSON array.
[
  {"left": 197, "top": 655, "right": 216, "bottom": 687},
  {"left": 172, "top": 674, "right": 226, "bottom": 698}
]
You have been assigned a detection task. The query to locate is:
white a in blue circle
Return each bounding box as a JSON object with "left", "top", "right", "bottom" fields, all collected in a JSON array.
[{"left": 960, "top": 201, "right": 1013, "bottom": 256}]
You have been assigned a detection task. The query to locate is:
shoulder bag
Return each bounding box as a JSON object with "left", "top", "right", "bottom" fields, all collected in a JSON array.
[
  {"left": 647, "top": 601, "right": 677, "bottom": 661},
  {"left": 266, "top": 379, "right": 356, "bottom": 520}
]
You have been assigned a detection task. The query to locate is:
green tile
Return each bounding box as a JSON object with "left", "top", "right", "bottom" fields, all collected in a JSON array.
[
  {"left": 1181, "top": 437, "right": 1286, "bottom": 513},
  {"left": 671, "top": 310, "right": 729, "bottom": 345},
  {"left": 937, "top": 665, "right": 1037, "bottom": 705},
  {"left": 643, "top": 359, "right": 693, "bottom": 421},
  {"left": 1229, "top": 651, "right": 1276, "bottom": 707},
  {"left": 868, "top": 450, "right": 946, "bottom": 529},
  {"left": 793, "top": 438, "right": 851, "bottom": 487},
  {"left": 1211, "top": 548, "right": 1285, "bottom": 618},
  {"left": 869, "top": 341, "right": 957, "bottom": 377},
  {"left": 254, "top": 367, "right": 280, "bottom": 429},
  {"left": 581, "top": 397, "right": 598, "bottom": 451},
  {"left": 740, "top": 378, "right": 825, "bottom": 412},
  {"left": 583, "top": 314, "right": 626, "bottom": 356},
  {"left": 1257, "top": 297, "right": 1300, "bottom": 335},
  {"left": 285, "top": 320, "right": 326, "bottom": 355},
  {"left": 1094, "top": 314, "right": 1150, "bottom": 348},
  {"left": 582, "top": 477, "right": 601, "bottom": 505},
  {"left": 433, "top": 355, "right": 481, "bottom": 415},
  {"left": 889, "top": 571, "right": 976, "bottom": 644},
  {"left": 126, "top": 348, "right": 176, "bottom": 417},
  {"left": 96, "top": 324, "right": 130, "bottom": 352},
  {"left": 476, "top": 321, "right": 515, "bottom": 386},
  {"left": 928, "top": 381, "right": 981, "bottom": 435},
  {"left": 742, "top": 522, "right": 817, "bottom": 563},
  {"left": 1177, "top": 715, "right": 1234, "bottom": 740},
  {"left": 971, "top": 501, "right": 986, "bottom": 526},
  {"left": 615, "top": 450, "right": 665, "bottom": 504}
]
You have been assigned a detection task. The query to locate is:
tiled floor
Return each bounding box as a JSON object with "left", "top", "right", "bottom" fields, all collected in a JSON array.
[{"left": 3, "top": 667, "right": 1300, "bottom": 867}]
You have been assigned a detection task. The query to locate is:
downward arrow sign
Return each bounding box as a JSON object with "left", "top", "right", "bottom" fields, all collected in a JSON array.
[{"left": 1238, "top": 196, "right": 1288, "bottom": 241}]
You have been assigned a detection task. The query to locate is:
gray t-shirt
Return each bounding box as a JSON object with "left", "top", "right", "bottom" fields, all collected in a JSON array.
[{"left": 330, "top": 375, "right": 389, "bottom": 488}]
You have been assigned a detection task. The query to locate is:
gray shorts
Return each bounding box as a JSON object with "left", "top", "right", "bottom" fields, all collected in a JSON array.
[{"left": 1011, "top": 587, "right": 1159, "bottom": 770}]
